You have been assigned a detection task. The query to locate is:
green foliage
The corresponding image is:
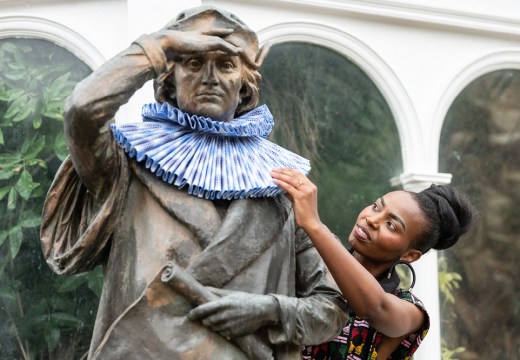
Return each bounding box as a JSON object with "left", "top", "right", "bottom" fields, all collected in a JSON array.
[
  {"left": 0, "top": 38, "right": 99, "bottom": 360},
  {"left": 260, "top": 43, "right": 402, "bottom": 241},
  {"left": 439, "top": 70, "right": 520, "bottom": 358},
  {"left": 441, "top": 339, "right": 466, "bottom": 360},
  {"left": 438, "top": 256, "right": 462, "bottom": 304}
]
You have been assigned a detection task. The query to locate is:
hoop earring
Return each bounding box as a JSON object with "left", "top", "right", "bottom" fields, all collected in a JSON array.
[{"left": 388, "top": 260, "right": 416, "bottom": 292}]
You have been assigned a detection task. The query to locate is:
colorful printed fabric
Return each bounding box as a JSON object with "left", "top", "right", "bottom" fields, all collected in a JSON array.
[
  {"left": 110, "top": 102, "right": 311, "bottom": 200},
  {"left": 301, "top": 290, "right": 430, "bottom": 360}
]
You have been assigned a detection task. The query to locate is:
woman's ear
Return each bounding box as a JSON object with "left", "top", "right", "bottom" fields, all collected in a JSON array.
[{"left": 400, "top": 249, "right": 422, "bottom": 263}]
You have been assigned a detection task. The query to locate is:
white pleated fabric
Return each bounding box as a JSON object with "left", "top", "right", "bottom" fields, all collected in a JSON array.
[{"left": 111, "top": 102, "right": 310, "bottom": 200}]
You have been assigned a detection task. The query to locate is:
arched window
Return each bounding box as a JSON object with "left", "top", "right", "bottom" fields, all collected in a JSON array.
[
  {"left": 439, "top": 69, "right": 520, "bottom": 359},
  {"left": 260, "top": 42, "right": 402, "bottom": 241},
  {"left": 0, "top": 38, "right": 97, "bottom": 359}
]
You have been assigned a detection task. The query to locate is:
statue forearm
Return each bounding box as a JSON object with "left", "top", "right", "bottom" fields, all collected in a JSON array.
[
  {"left": 62, "top": 28, "right": 244, "bottom": 197},
  {"left": 267, "top": 292, "right": 347, "bottom": 346},
  {"left": 64, "top": 35, "right": 167, "bottom": 197},
  {"left": 267, "top": 228, "right": 348, "bottom": 346}
]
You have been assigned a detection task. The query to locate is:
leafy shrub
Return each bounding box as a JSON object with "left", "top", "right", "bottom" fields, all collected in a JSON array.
[{"left": 0, "top": 38, "right": 101, "bottom": 360}]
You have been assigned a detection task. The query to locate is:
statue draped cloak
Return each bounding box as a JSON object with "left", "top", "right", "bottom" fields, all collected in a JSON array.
[{"left": 40, "top": 34, "right": 347, "bottom": 359}]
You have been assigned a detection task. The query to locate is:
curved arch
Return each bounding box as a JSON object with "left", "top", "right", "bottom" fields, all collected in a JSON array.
[
  {"left": 257, "top": 21, "right": 421, "bottom": 171},
  {"left": 0, "top": 15, "right": 105, "bottom": 69},
  {"left": 431, "top": 49, "right": 520, "bottom": 166}
]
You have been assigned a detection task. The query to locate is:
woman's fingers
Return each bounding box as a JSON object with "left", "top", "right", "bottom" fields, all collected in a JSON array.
[
  {"left": 272, "top": 168, "right": 305, "bottom": 187},
  {"left": 270, "top": 168, "right": 307, "bottom": 191},
  {"left": 271, "top": 169, "right": 321, "bottom": 229}
]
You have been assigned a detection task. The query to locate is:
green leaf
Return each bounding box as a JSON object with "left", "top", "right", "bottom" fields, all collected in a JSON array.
[
  {"left": 20, "top": 216, "right": 41, "bottom": 229},
  {"left": 33, "top": 116, "right": 42, "bottom": 129},
  {"left": 35, "top": 64, "right": 63, "bottom": 81},
  {"left": 0, "top": 88, "right": 11, "bottom": 101},
  {"left": 50, "top": 313, "right": 83, "bottom": 327},
  {"left": 44, "top": 328, "right": 61, "bottom": 351},
  {"left": 2, "top": 42, "right": 18, "bottom": 53},
  {"left": 22, "top": 134, "right": 46, "bottom": 160},
  {"left": 0, "top": 283, "right": 16, "bottom": 302},
  {"left": 42, "top": 102, "right": 64, "bottom": 120},
  {"left": 30, "top": 185, "right": 45, "bottom": 198},
  {"left": 24, "top": 158, "right": 46, "bottom": 169},
  {"left": 15, "top": 169, "right": 39, "bottom": 200},
  {"left": 11, "top": 96, "right": 37, "bottom": 123},
  {"left": 7, "top": 62, "right": 25, "bottom": 71},
  {"left": 9, "top": 226, "right": 22, "bottom": 260},
  {"left": 0, "top": 169, "right": 16, "bottom": 181},
  {"left": 4, "top": 93, "right": 28, "bottom": 120},
  {"left": 54, "top": 133, "right": 69, "bottom": 161},
  {"left": 0, "top": 186, "right": 10, "bottom": 201},
  {"left": 0, "top": 128, "right": 3, "bottom": 145},
  {"left": 7, "top": 187, "right": 16, "bottom": 210},
  {"left": 0, "top": 152, "right": 22, "bottom": 165},
  {"left": 47, "top": 72, "right": 71, "bottom": 101},
  {"left": 58, "top": 274, "right": 88, "bottom": 293},
  {"left": 87, "top": 269, "right": 103, "bottom": 297},
  {"left": 25, "top": 158, "right": 47, "bottom": 169},
  {"left": 0, "top": 230, "right": 8, "bottom": 247},
  {"left": 4, "top": 68, "right": 28, "bottom": 82},
  {"left": 1, "top": 88, "right": 24, "bottom": 102}
]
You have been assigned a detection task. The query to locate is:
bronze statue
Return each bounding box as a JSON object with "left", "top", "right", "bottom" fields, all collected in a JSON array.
[{"left": 40, "top": 6, "right": 346, "bottom": 359}]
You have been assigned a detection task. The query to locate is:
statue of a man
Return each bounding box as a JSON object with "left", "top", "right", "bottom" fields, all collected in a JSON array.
[{"left": 41, "top": 6, "right": 346, "bottom": 359}]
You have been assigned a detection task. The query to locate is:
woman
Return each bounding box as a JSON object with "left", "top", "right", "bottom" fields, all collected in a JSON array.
[{"left": 270, "top": 168, "right": 476, "bottom": 360}]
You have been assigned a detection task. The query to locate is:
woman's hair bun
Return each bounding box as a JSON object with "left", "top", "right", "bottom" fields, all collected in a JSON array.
[{"left": 413, "top": 185, "right": 477, "bottom": 253}]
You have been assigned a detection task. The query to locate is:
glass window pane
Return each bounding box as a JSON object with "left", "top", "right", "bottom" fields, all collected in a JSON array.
[
  {"left": 439, "top": 69, "right": 520, "bottom": 359},
  {"left": 0, "top": 38, "right": 97, "bottom": 359},
  {"left": 260, "top": 42, "right": 402, "bottom": 241}
]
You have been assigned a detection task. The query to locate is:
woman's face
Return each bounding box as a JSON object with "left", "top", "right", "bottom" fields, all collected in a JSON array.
[{"left": 348, "top": 191, "right": 427, "bottom": 264}]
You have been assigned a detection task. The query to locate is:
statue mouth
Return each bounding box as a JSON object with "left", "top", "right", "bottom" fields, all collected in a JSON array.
[
  {"left": 197, "top": 91, "right": 222, "bottom": 98},
  {"left": 197, "top": 94, "right": 222, "bottom": 103}
]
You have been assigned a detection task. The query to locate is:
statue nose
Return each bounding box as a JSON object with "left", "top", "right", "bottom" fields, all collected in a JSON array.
[{"left": 202, "top": 63, "right": 219, "bottom": 86}]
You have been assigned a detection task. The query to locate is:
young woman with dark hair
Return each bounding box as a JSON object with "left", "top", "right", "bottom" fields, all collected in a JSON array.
[{"left": 271, "top": 168, "right": 476, "bottom": 360}]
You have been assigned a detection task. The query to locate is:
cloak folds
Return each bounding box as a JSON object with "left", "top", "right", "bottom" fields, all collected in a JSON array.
[{"left": 41, "top": 153, "right": 346, "bottom": 359}]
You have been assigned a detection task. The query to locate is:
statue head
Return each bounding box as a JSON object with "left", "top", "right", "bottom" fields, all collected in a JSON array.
[{"left": 154, "top": 6, "right": 270, "bottom": 119}]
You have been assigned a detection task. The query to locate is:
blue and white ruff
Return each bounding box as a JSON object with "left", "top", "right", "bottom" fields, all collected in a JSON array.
[{"left": 111, "top": 102, "right": 310, "bottom": 200}]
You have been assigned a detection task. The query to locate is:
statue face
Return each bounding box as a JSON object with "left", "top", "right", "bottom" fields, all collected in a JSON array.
[{"left": 174, "top": 51, "right": 244, "bottom": 122}]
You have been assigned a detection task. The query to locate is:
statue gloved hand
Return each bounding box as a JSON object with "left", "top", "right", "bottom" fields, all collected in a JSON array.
[
  {"left": 153, "top": 29, "right": 242, "bottom": 64},
  {"left": 187, "top": 287, "right": 280, "bottom": 339}
]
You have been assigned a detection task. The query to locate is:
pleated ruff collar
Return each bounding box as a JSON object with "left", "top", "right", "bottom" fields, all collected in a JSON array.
[{"left": 111, "top": 102, "right": 310, "bottom": 200}]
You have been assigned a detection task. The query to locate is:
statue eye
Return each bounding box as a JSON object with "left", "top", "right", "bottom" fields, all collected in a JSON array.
[
  {"left": 220, "top": 61, "right": 235, "bottom": 71},
  {"left": 186, "top": 59, "right": 202, "bottom": 69}
]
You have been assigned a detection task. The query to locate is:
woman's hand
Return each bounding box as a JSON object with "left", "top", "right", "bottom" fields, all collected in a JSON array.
[{"left": 270, "top": 168, "right": 322, "bottom": 231}]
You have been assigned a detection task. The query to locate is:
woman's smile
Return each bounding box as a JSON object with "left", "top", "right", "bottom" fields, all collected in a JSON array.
[{"left": 354, "top": 224, "right": 371, "bottom": 242}]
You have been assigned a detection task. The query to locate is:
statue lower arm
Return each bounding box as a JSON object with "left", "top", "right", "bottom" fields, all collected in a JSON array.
[{"left": 63, "top": 35, "right": 166, "bottom": 199}]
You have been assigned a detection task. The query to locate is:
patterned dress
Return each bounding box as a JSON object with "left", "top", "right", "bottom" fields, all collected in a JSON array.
[{"left": 301, "top": 289, "right": 429, "bottom": 360}]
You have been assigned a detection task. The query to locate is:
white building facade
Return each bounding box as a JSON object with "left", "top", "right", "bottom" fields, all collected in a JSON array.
[{"left": 1, "top": 0, "right": 519, "bottom": 359}]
